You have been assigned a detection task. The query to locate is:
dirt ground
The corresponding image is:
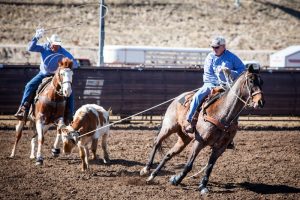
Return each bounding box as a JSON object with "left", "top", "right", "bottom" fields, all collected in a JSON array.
[{"left": 0, "top": 126, "right": 299, "bottom": 199}]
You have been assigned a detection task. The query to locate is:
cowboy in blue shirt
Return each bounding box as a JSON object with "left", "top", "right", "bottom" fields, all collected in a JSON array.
[
  {"left": 14, "top": 29, "right": 78, "bottom": 122},
  {"left": 185, "top": 36, "right": 246, "bottom": 134}
]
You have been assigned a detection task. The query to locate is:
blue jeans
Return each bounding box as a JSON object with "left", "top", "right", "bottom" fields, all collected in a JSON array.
[
  {"left": 21, "top": 72, "right": 48, "bottom": 105},
  {"left": 20, "top": 71, "right": 74, "bottom": 115},
  {"left": 186, "top": 82, "right": 217, "bottom": 121}
]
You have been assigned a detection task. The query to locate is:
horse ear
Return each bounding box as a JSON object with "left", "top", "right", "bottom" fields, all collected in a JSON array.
[{"left": 247, "top": 63, "right": 260, "bottom": 73}]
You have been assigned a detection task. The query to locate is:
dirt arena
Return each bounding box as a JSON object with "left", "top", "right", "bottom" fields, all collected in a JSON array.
[{"left": 0, "top": 125, "right": 299, "bottom": 199}]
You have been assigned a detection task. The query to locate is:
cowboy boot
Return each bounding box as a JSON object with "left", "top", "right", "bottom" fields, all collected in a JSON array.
[
  {"left": 184, "top": 120, "right": 196, "bottom": 133},
  {"left": 227, "top": 140, "right": 235, "bottom": 149},
  {"left": 14, "top": 102, "right": 30, "bottom": 121},
  {"left": 184, "top": 109, "right": 200, "bottom": 133}
]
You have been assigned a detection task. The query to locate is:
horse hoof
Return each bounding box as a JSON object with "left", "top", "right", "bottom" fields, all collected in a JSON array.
[
  {"left": 146, "top": 174, "right": 154, "bottom": 183},
  {"left": 200, "top": 187, "right": 209, "bottom": 195},
  {"left": 51, "top": 148, "right": 60, "bottom": 157},
  {"left": 140, "top": 167, "right": 150, "bottom": 176},
  {"left": 30, "top": 155, "right": 35, "bottom": 160},
  {"left": 169, "top": 175, "right": 178, "bottom": 186},
  {"left": 35, "top": 157, "right": 44, "bottom": 166}
]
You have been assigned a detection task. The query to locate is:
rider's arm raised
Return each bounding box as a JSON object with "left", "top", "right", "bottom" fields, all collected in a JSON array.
[{"left": 27, "top": 37, "right": 45, "bottom": 52}]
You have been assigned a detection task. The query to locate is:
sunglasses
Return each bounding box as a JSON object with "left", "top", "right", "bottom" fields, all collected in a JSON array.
[{"left": 212, "top": 46, "right": 220, "bottom": 49}]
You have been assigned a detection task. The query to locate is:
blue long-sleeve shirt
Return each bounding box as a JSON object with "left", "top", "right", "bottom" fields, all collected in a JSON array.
[
  {"left": 28, "top": 37, "right": 78, "bottom": 75},
  {"left": 203, "top": 50, "right": 245, "bottom": 85}
]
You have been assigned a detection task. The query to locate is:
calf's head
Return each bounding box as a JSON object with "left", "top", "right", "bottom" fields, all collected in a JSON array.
[{"left": 61, "top": 126, "right": 80, "bottom": 154}]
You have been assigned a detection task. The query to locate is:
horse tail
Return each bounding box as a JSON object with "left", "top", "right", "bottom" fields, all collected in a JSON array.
[
  {"left": 154, "top": 125, "right": 164, "bottom": 156},
  {"left": 155, "top": 120, "right": 173, "bottom": 157}
]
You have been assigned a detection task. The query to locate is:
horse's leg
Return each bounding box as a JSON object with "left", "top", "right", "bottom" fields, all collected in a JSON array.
[
  {"left": 52, "top": 117, "right": 64, "bottom": 157},
  {"left": 101, "top": 133, "right": 110, "bottom": 164},
  {"left": 198, "top": 147, "right": 226, "bottom": 194},
  {"left": 140, "top": 126, "right": 175, "bottom": 176},
  {"left": 51, "top": 132, "right": 61, "bottom": 157},
  {"left": 29, "top": 119, "right": 37, "bottom": 159},
  {"left": 30, "top": 133, "right": 37, "bottom": 159},
  {"left": 169, "top": 137, "right": 205, "bottom": 186},
  {"left": 35, "top": 120, "right": 45, "bottom": 165},
  {"left": 147, "top": 132, "right": 191, "bottom": 182},
  {"left": 10, "top": 120, "right": 25, "bottom": 158}
]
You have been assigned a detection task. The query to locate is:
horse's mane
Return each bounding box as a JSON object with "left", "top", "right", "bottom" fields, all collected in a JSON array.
[
  {"left": 59, "top": 57, "right": 73, "bottom": 69},
  {"left": 222, "top": 71, "right": 247, "bottom": 95}
]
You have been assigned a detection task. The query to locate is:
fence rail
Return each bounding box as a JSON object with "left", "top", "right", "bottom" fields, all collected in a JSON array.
[{"left": 0, "top": 65, "right": 299, "bottom": 116}]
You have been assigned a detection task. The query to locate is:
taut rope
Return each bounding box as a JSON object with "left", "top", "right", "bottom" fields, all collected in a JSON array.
[{"left": 77, "top": 88, "right": 200, "bottom": 139}]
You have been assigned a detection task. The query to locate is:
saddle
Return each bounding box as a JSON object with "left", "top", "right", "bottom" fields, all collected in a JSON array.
[
  {"left": 34, "top": 76, "right": 53, "bottom": 103},
  {"left": 30, "top": 76, "right": 54, "bottom": 117},
  {"left": 179, "top": 86, "right": 226, "bottom": 109},
  {"left": 178, "top": 86, "right": 226, "bottom": 125}
]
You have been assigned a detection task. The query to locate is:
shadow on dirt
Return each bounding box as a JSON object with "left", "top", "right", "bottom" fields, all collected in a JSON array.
[
  {"left": 238, "top": 182, "right": 300, "bottom": 194},
  {"left": 210, "top": 181, "right": 300, "bottom": 194},
  {"left": 107, "top": 158, "right": 144, "bottom": 167}
]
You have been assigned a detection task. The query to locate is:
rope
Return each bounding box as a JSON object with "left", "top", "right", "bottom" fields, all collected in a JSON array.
[
  {"left": 38, "top": 4, "right": 109, "bottom": 32},
  {"left": 77, "top": 88, "right": 200, "bottom": 139},
  {"left": 187, "top": 163, "right": 209, "bottom": 179}
]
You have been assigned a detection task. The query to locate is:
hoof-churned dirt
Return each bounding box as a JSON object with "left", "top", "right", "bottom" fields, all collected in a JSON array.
[{"left": 0, "top": 128, "right": 299, "bottom": 199}]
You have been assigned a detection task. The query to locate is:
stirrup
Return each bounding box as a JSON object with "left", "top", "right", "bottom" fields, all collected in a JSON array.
[
  {"left": 14, "top": 104, "right": 29, "bottom": 121},
  {"left": 184, "top": 121, "right": 195, "bottom": 133},
  {"left": 185, "top": 125, "right": 195, "bottom": 133}
]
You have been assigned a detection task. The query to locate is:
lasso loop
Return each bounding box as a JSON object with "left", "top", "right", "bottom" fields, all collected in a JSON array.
[{"left": 36, "top": 3, "right": 109, "bottom": 33}]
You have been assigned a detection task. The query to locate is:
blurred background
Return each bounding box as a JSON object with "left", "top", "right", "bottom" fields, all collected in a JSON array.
[{"left": 0, "top": 0, "right": 299, "bottom": 66}]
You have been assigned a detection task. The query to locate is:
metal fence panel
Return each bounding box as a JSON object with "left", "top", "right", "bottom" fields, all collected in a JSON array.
[{"left": 0, "top": 65, "right": 299, "bottom": 116}]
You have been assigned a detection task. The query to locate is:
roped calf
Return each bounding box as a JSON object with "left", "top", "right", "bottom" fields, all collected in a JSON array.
[{"left": 61, "top": 104, "right": 110, "bottom": 171}]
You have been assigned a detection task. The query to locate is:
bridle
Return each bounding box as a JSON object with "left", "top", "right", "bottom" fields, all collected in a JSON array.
[
  {"left": 203, "top": 71, "right": 263, "bottom": 132},
  {"left": 52, "top": 67, "right": 73, "bottom": 97},
  {"left": 240, "top": 72, "right": 264, "bottom": 107}
]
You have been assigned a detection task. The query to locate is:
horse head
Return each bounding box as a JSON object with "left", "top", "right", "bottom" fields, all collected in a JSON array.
[
  {"left": 57, "top": 57, "right": 74, "bottom": 97},
  {"left": 243, "top": 64, "right": 265, "bottom": 109}
]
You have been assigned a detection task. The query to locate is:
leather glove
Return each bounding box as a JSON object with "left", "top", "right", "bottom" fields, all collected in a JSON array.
[{"left": 34, "top": 28, "right": 45, "bottom": 40}]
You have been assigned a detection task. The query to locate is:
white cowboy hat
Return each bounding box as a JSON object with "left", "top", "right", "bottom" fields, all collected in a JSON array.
[
  {"left": 47, "top": 34, "right": 62, "bottom": 46},
  {"left": 210, "top": 36, "right": 226, "bottom": 47}
]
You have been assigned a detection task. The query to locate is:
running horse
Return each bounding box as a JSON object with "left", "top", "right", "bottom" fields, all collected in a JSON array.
[
  {"left": 140, "top": 65, "right": 265, "bottom": 194},
  {"left": 10, "top": 57, "right": 74, "bottom": 165}
]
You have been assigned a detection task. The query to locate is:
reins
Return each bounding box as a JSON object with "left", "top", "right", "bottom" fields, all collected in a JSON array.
[{"left": 203, "top": 71, "right": 262, "bottom": 132}]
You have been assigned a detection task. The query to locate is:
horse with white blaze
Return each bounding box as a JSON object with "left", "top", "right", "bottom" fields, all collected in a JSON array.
[{"left": 60, "top": 104, "right": 110, "bottom": 171}]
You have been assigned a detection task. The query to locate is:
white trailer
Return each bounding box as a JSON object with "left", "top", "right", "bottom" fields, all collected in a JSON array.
[{"left": 270, "top": 46, "right": 300, "bottom": 68}]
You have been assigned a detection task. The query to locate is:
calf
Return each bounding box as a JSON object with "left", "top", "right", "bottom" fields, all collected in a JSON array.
[{"left": 61, "top": 104, "right": 110, "bottom": 171}]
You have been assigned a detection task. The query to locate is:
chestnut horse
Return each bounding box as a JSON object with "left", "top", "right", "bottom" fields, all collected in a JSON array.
[
  {"left": 140, "top": 65, "right": 264, "bottom": 194},
  {"left": 10, "top": 57, "right": 74, "bottom": 165}
]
